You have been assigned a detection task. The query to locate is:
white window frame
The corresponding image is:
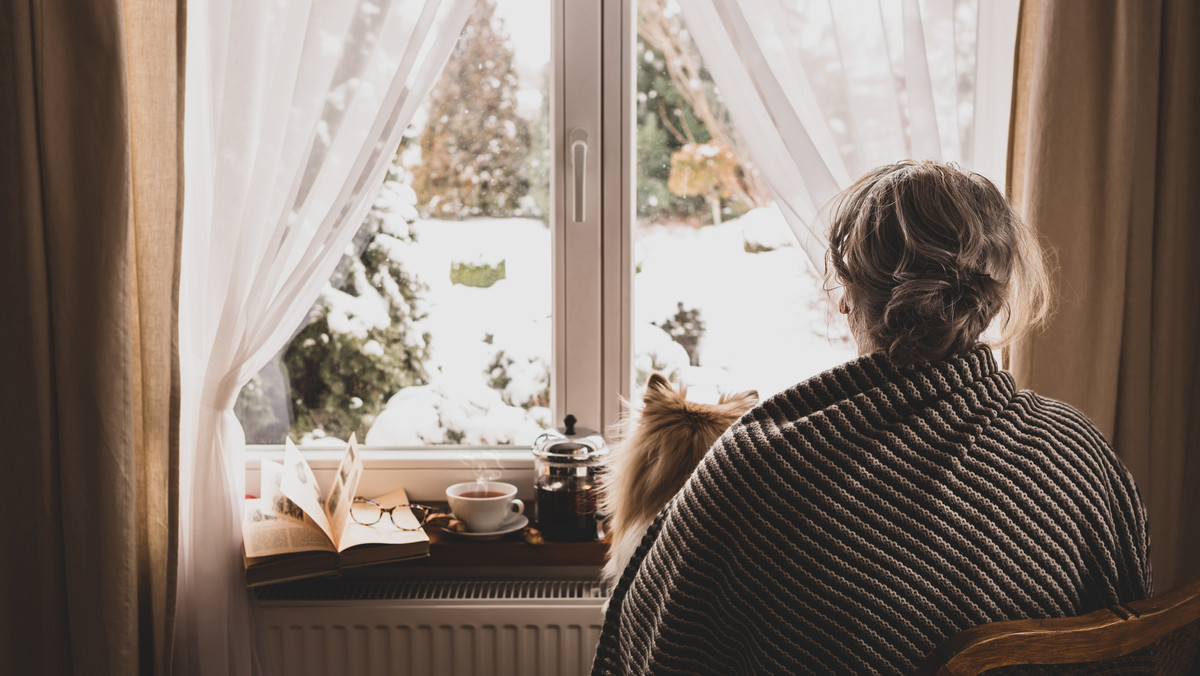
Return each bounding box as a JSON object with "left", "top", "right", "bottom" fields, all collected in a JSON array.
[
  {"left": 246, "top": 0, "right": 634, "bottom": 486},
  {"left": 556, "top": 0, "right": 634, "bottom": 432}
]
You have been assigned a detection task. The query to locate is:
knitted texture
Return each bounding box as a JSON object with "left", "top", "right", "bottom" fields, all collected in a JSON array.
[{"left": 591, "top": 347, "right": 1152, "bottom": 675}]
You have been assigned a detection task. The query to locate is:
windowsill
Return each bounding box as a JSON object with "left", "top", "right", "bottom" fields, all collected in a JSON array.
[
  {"left": 244, "top": 445, "right": 537, "bottom": 467},
  {"left": 245, "top": 445, "right": 537, "bottom": 502},
  {"left": 246, "top": 446, "right": 607, "bottom": 578}
]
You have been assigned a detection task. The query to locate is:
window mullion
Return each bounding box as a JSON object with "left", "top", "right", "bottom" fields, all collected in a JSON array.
[
  {"left": 600, "top": 0, "right": 634, "bottom": 431},
  {"left": 555, "top": 0, "right": 604, "bottom": 431}
]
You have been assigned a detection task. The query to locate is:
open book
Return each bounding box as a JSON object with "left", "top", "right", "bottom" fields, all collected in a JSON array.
[{"left": 242, "top": 436, "right": 429, "bottom": 586}]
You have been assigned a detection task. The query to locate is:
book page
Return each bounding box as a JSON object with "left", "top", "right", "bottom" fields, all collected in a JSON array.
[
  {"left": 325, "top": 434, "right": 363, "bottom": 549},
  {"left": 242, "top": 500, "right": 337, "bottom": 558},
  {"left": 336, "top": 486, "right": 429, "bottom": 553},
  {"left": 259, "top": 459, "right": 309, "bottom": 525},
  {"left": 280, "top": 439, "right": 335, "bottom": 543}
]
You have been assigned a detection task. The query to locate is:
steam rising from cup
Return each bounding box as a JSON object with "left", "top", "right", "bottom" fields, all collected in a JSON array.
[{"left": 461, "top": 451, "right": 502, "bottom": 491}]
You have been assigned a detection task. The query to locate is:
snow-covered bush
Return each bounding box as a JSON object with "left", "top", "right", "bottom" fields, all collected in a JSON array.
[
  {"left": 653, "top": 302, "right": 706, "bottom": 366},
  {"left": 739, "top": 205, "right": 796, "bottom": 254},
  {"left": 365, "top": 381, "right": 550, "bottom": 446},
  {"left": 633, "top": 322, "right": 691, "bottom": 387},
  {"left": 451, "top": 260, "right": 506, "bottom": 288},
  {"left": 486, "top": 348, "right": 550, "bottom": 410}
]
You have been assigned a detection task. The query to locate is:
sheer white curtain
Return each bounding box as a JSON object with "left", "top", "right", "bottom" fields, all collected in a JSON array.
[
  {"left": 677, "top": 0, "right": 1019, "bottom": 273},
  {"left": 177, "top": 1, "right": 474, "bottom": 673}
]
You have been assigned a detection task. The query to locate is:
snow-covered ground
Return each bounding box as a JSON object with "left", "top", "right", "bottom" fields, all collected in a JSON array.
[
  {"left": 355, "top": 206, "right": 855, "bottom": 447},
  {"left": 633, "top": 206, "right": 855, "bottom": 400},
  {"left": 366, "top": 218, "right": 554, "bottom": 446}
]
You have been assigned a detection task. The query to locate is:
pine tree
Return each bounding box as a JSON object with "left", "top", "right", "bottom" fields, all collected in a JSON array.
[
  {"left": 282, "top": 165, "right": 432, "bottom": 441},
  {"left": 412, "top": 0, "right": 531, "bottom": 219}
]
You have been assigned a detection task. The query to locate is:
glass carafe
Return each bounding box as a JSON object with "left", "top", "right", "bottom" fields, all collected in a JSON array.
[{"left": 531, "top": 415, "right": 608, "bottom": 542}]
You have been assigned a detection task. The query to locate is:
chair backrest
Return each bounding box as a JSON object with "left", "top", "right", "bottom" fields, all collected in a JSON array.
[{"left": 915, "top": 575, "right": 1200, "bottom": 676}]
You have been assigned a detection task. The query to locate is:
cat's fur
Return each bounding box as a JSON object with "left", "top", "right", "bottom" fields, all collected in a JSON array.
[{"left": 600, "top": 373, "right": 758, "bottom": 588}]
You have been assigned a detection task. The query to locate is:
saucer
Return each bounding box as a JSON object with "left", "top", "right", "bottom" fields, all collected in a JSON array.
[{"left": 446, "top": 514, "right": 528, "bottom": 541}]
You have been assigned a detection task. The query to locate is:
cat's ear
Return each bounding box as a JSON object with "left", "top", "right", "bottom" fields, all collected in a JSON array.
[
  {"left": 719, "top": 389, "right": 759, "bottom": 408},
  {"left": 645, "top": 373, "right": 672, "bottom": 398}
]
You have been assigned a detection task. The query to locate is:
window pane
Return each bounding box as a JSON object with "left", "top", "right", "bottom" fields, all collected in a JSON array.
[
  {"left": 633, "top": 0, "right": 856, "bottom": 400},
  {"left": 236, "top": 0, "right": 551, "bottom": 447}
]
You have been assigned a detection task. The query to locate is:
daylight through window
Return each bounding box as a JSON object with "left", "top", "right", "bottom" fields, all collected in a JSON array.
[{"left": 236, "top": 0, "right": 984, "bottom": 449}]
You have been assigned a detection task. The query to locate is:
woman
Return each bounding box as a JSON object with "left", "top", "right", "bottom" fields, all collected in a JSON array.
[{"left": 591, "top": 161, "right": 1152, "bottom": 675}]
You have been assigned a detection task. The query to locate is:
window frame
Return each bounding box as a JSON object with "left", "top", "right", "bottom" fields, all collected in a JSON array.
[
  {"left": 244, "top": 0, "right": 634, "bottom": 473},
  {"left": 555, "top": 0, "right": 634, "bottom": 433}
]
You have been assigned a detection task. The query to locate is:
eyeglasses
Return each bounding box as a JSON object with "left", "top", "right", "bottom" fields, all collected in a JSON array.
[{"left": 350, "top": 497, "right": 437, "bottom": 531}]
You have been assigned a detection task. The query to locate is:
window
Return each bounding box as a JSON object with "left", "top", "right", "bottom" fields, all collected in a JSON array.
[
  {"left": 631, "top": 0, "right": 855, "bottom": 401},
  {"left": 236, "top": 0, "right": 987, "bottom": 451},
  {"left": 238, "top": 0, "right": 557, "bottom": 448}
]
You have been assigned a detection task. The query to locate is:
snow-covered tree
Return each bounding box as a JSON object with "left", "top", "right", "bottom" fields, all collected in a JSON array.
[
  {"left": 411, "top": 0, "right": 531, "bottom": 219},
  {"left": 282, "top": 165, "right": 432, "bottom": 441}
]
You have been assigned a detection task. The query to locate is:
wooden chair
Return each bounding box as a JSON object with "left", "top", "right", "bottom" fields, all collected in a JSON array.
[{"left": 915, "top": 575, "right": 1200, "bottom": 675}]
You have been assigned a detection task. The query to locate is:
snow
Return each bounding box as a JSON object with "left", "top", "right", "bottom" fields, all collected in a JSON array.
[
  {"left": 631, "top": 211, "right": 855, "bottom": 398},
  {"left": 358, "top": 217, "right": 553, "bottom": 446},
  {"left": 301, "top": 207, "right": 855, "bottom": 447},
  {"left": 373, "top": 180, "right": 419, "bottom": 227},
  {"left": 365, "top": 382, "right": 550, "bottom": 446},
  {"left": 737, "top": 204, "right": 797, "bottom": 252},
  {"left": 323, "top": 283, "right": 390, "bottom": 338},
  {"left": 298, "top": 430, "right": 347, "bottom": 448},
  {"left": 632, "top": 323, "right": 691, "bottom": 382},
  {"left": 516, "top": 89, "right": 543, "bottom": 119},
  {"left": 364, "top": 386, "right": 446, "bottom": 445}
]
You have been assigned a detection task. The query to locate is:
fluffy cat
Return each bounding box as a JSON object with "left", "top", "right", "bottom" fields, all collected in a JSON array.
[{"left": 600, "top": 373, "right": 758, "bottom": 589}]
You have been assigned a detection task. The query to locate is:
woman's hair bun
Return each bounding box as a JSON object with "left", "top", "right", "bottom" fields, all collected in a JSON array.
[{"left": 826, "top": 161, "right": 1051, "bottom": 365}]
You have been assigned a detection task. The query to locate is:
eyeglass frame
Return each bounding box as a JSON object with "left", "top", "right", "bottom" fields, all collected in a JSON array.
[{"left": 350, "top": 497, "right": 439, "bottom": 531}]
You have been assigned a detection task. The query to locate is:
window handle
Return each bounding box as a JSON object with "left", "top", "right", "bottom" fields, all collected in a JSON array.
[{"left": 570, "top": 129, "right": 588, "bottom": 223}]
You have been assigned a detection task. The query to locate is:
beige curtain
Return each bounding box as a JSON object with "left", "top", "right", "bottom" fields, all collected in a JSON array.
[
  {"left": 0, "top": 1, "right": 183, "bottom": 674},
  {"left": 1008, "top": 0, "right": 1200, "bottom": 592}
]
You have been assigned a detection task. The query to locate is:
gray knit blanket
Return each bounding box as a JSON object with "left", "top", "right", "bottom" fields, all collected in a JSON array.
[{"left": 592, "top": 346, "right": 1151, "bottom": 675}]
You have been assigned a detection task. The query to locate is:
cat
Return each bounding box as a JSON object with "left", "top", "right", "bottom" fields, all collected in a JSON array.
[{"left": 600, "top": 372, "right": 758, "bottom": 589}]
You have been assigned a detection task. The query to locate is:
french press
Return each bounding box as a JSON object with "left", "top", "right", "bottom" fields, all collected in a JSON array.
[{"left": 531, "top": 414, "right": 608, "bottom": 542}]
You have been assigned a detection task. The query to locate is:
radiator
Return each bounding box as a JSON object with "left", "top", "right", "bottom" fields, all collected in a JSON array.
[{"left": 255, "top": 580, "right": 608, "bottom": 676}]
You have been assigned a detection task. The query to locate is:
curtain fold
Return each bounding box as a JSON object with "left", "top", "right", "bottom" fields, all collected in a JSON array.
[
  {"left": 1008, "top": 0, "right": 1200, "bottom": 592},
  {"left": 675, "top": 0, "right": 1020, "bottom": 274},
  {"left": 0, "top": 0, "right": 183, "bottom": 674},
  {"left": 176, "top": 2, "right": 474, "bottom": 674},
  {"left": 124, "top": 0, "right": 186, "bottom": 672}
]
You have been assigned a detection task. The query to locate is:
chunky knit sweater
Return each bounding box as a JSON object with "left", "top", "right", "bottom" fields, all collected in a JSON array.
[{"left": 592, "top": 346, "right": 1152, "bottom": 675}]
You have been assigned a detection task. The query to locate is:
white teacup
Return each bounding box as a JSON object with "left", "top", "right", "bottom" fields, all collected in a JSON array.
[{"left": 446, "top": 482, "right": 524, "bottom": 533}]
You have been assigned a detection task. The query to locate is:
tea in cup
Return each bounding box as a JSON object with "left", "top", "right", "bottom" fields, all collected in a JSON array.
[{"left": 446, "top": 481, "right": 524, "bottom": 532}]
